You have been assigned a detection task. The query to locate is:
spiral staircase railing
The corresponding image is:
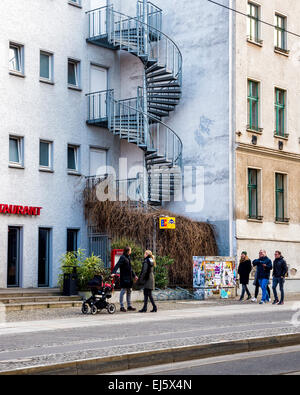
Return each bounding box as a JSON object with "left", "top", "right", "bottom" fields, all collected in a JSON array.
[{"left": 86, "top": 2, "right": 183, "bottom": 204}]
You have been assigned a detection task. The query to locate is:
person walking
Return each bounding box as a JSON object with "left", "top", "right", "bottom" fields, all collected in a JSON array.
[
  {"left": 138, "top": 250, "right": 157, "bottom": 313},
  {"left": 252, "top": 270, "right": 271, "bottom": 303},
  {"left": 112, "top": 246, "right": 138, "bottom": 312},
  {"left": 253, "top": 250, "right": 273, "bottom": 305},
  {"left": 272, "top": 251, "right": 288, "bottom": 305},
  {"left": 238, "top": 252, "right": 252, "bottom": 301}
]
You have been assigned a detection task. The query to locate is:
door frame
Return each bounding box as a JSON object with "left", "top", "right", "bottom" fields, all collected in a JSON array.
[
  {"left": 38, "top": 227, "right": 52, "bottom": 288},
  {"left": 89, "top": 63, "right": 109, "bottom": 92},
  {"left": 89, "top": 145, "right": 108, "bottom": 177},
  {"left": 7, "top": 226, "right": 23, "bottom": 288}
]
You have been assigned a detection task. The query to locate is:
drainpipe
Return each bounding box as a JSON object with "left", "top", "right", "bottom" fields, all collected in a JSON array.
[
  {"left": 141, "top": 0, "right": 149, "bottom": 148},
  {"left": 142, "top": 0, "right": 149, "bottom": 55}
]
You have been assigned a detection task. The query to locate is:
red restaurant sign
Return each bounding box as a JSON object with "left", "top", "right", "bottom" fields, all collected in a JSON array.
[{"left": 0, "top": 204, "right": 42, "bottom": 216}]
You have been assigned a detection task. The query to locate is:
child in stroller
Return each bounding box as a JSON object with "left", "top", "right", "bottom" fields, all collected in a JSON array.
[{"left": 82, "top": 275, "right": 116, "bottom": 315}]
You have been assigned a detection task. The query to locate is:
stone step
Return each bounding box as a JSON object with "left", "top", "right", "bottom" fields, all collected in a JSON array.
[
  {"left": 0, "top": 296, "right": 81, "bottom": 305},
  {"left": 0, "top": 289, "right": 61, "bottom": 298},
  {"left": 4, "top": 301, "right": 83, "bottom": 312}
]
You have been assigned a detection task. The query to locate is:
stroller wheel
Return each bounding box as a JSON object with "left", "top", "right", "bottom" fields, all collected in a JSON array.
[
  {"left": 90, "top": 305, "right": 98, "bottom": 315},
  {"left": 107, "top": 304, "right": 116, "bottom": 315},
  {"left": 81, "top": 302, "right": 90, "bottom": 315}
]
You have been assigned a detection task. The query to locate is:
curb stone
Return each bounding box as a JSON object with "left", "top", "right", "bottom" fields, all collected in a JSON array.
[{"left": 1, "top": 333, "right": 300, "bottom": 375}]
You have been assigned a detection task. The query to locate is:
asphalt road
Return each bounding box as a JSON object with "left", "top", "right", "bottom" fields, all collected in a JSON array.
[
  {"left": 109, "top": 345, "right": 300, "bottom": 375},
  {"left": 0, "top": 301, "right": 300, "bottom": 372}
]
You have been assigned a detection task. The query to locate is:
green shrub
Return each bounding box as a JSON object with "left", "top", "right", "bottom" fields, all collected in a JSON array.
[
  {"left": 58, "top": 249, "right": 110, "bottom": 291},
  {"left": 154, "top": 256, "right": 174, "bottom": 289},
  {"left": 111, "top": 239, "right": 173, "bottom": 289}
]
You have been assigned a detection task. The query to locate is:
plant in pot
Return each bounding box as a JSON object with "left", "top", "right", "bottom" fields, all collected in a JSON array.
[{"left": 59, "top": 249, "right": 110, "bottom": 298}]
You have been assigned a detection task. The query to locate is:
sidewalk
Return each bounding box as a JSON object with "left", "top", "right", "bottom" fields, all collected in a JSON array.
[
  {"left": 2, "top": 292, "right": 300, "bottom": 324},
  {"left": 0, "top": 299, "right": 300, "bottom": 373}
]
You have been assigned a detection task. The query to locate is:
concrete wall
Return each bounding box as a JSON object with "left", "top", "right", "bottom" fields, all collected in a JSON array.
[
  {"left": 0, "top": 0, "right": 122, "bottom": 288},
  {"left": 115, "top": 0, "right": 233, "bottom": 255}
]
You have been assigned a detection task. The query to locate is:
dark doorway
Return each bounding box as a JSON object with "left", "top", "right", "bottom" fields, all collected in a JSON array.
[
  {"left": 67, "top": 229, "right": 79, "bottom": 253},
  {"left": 38, "top": 228, "right": 51, "bottom": 287},
  {"left": 7, "top": 227, "right": 21, "bottom": 287}
]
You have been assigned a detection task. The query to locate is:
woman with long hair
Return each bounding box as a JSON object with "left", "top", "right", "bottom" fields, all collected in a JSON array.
[
  {"left": 238, "top": 251, "right": 252, "bottom": 301},
  {"left": 138, "top": 250, "right": 157, "bottom": 313}
]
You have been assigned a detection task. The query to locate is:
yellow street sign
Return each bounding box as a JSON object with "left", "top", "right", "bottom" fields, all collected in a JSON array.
[{"left": 159, "top": 217, "right": 176, "bottom": 229}]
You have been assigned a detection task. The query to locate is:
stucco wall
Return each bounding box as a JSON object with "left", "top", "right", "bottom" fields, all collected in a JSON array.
[
  {"left": 0, "top": 0, "right": 122, "bottom": 287},
  {"left": 235, "top": 0, "right": 300, "bottom": 281},
  {"left": 116, "top": 0, "right": 233, "bottom": 255}
]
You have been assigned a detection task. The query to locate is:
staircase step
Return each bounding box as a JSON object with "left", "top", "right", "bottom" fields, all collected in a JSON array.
[
  {"left": 0, "top": 296, "right": 81, "bottom": 304},
  {"left": 149, "top": 104, "right": 174, "bottom": 111},
  {"left": 148, "top": 94, "right": 181, "bottom": 99},
  {"left": 146, "top": 69, "right": 171, "bottom": 78},
  {"left": 5, "top": 300, "right": 83, "bottom": 312},
  {"left": 147, "top": 75, "right": 177, "bottom": 83},
  {"left": 146, "top": 64, "right": 165, "bottom": 74},
  {"left": 147, "top": 82, "right": 181, "bottom": 88},
  {"left": 148, "top": 109, "right": 170, "bottom": 117},
  {"left": 148, "top": 98, "right": 180, "bottom": 105}
]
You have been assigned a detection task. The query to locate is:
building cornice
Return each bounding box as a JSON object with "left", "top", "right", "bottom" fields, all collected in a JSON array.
[{"left": 236, "top": 143, "right": 300, "bottom": 162}]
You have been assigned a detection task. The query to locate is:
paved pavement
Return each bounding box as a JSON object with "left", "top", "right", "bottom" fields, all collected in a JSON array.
[
  {"left": 0, "top": 299, "right": 299, "bottom": 372},
  {"left": 108, "top": 345, "right": 300, "bottom": 375}
]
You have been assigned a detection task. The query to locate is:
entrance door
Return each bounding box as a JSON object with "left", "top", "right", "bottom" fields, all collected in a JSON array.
[
  {"left": 90, "top": 0, "right": 107, "bottom": 37},
  {"left": 90, "top": 148, "right": 107, "bottom": 177},
  {"left": 7, "top": 227, "right": 21, "bottom": 287},
  {"left": 38, "top": 228, "right": 51, "bottom": 288},
  {"left": 90, "top": 65, "right": 108, "bottom": 120}
]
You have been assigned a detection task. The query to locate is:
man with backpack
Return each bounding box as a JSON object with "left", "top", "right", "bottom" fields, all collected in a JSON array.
[{"left": 272, "top": 251, "right": 288, "bottom": 305}]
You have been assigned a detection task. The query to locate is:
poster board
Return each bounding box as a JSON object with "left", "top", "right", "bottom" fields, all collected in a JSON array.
[{"left": 193, "top": 256, "right": 237, "bottom": 300}]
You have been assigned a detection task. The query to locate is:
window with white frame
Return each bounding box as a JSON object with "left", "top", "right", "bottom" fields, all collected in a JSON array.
[
  {"left": 9, "top": 42, "right": 24, "bottom": 74},
  {"left": 40, "top": 51, "right": 53, "bottom": 82},
  {"left": 247, "top": 2, "right": 261, "bottom": 43},
  {"left": 69, "top": 0, "right": 81, "bottom": 6},
  {"left": 67, "top": 145, "right": 80, "bottom": 172},
  {"left": 274, "top": 14, "right": 287, "bottom": 51},
  {"left": 39, "top": 140, "right": 53, "bottom": 170},
  {"left": 9, "top": 136, "right": 24, "bottom": 166},
  {"left": 68, "top": 59, "right": 80, "bottom": 88}
]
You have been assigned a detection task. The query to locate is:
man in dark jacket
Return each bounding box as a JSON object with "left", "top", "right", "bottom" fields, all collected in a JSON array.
[
  {"left": 272, "top": 251, "right": 288, "bottom": 305},
  {"left": 112, "top": 247, "right": 138, "bottom": 312},
  {"left": 253, "top": 250, "right": 273, "bottom": 304}
]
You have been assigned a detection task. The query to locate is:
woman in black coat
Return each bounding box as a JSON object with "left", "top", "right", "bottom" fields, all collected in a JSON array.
[
  {"left": 238, "top": 251, "right": 252, "bottom": 301},
  {"left": 138, "top": 250, "right": 157, "bottom": 313}
]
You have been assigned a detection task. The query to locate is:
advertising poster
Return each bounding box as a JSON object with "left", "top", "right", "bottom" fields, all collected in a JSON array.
[{"left": 193, "top": 256, "right": 236, "bottom": 300}]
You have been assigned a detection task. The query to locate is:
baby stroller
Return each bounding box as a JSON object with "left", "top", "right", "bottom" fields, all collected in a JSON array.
[{"left": 81, "top": 275, "right": 116, "bottom": 315}]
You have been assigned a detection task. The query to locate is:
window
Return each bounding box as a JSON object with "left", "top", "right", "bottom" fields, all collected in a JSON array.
[
  {"left": 68, "top": 59, "right": 80, "bottom": 88},
  {"left": 248, "top": 80, "right": 260, "bottom": 131},
  {"left": 69, "top": 0, "right": 81, "bottom": 6},
  {"left": 275, "top": 14, "right": 287, "bottom": 50},
  {"left": 275, "top": 173, "right": 288, "bottom": 222},
  {"left": 247, "top": 3, "right": 261, "bottom": 43},
  {"left": 68, "top": 145, "right": 79, "bottom": 172},
  {"left": 248, "top": 169, "right": 259, "bottom": 219},
  {"left": 40, "top": 51, "right": 53, "bottom": 82},
  {"left": 275, "top": 88, "right": 287, "bottom": 137},
  {"left": 67, "top": 229, "right": 79, "bottom": 253},
  {"left": 39, "top": 140, "right": 53, "bottom": 170},
  {"left": 9, "top": 42, "right": 24, "bottom": 74},
  {"left": 9, "top": 136, "right": 23, "bottom": 166}
]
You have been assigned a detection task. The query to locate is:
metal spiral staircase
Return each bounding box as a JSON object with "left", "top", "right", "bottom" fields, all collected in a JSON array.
[{"left": 86, "top": 1, "right": 183, "bottom": 205}]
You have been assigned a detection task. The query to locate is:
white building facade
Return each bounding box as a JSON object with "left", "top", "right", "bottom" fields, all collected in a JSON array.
[
  {"left": 4, "top": 0, "right": 297, "bottom": 292},
  {"left": 0, "top": 0, "right": 235, "bottom": 289}
]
